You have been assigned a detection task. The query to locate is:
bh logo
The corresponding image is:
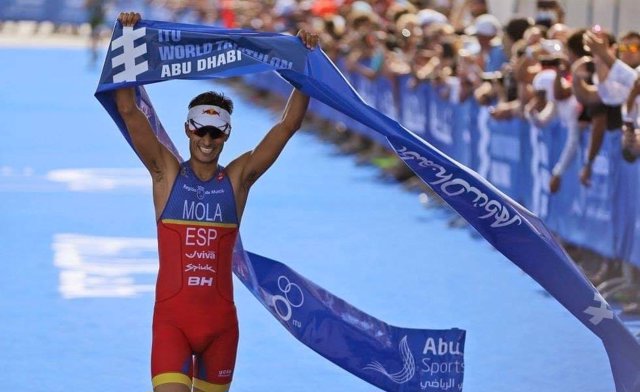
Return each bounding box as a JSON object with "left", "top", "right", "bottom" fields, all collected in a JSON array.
[
  {"left": 272, "top": 275, "right": 304, "bottom": 323},
  {"left": 111, "top": 26, "right": 149, "bottom": 82}
]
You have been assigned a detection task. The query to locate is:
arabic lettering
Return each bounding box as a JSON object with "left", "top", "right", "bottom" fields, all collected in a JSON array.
[{"left": 396, "top": 146, "right": 522, "bottom": 228}]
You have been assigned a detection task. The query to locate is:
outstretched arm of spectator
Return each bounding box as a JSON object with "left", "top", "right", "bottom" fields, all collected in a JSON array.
[
  {"left": 449, "top": 0, "right": 471, "bottom": 31},
  {"left": 571, "top": 57, "right": 601, "bottom": 105},
  {"left": 524, "top": 92, "right": 556, "bottom": 128},
  {"left": 550, "top": 121, "right": 581, "bottom": 192},
  {"left": 622, "top": 123, "right": 640, "bottom": 162},
  {"left": 553, "top": 63, "right": 573, "bottom": 100},
  {"left": 584, "top": 30, "right": 616, "bottom": 69},
  {"left": 580, "top": 113, "right": 607, "bottom": 187},
  {"left": 624, "top": 79, "right": 640, "bottom": 123}
]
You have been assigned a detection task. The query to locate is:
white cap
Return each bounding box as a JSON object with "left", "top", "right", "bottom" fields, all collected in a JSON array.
[
  {"left": 416, "top": 9, "right": 447, "bottom": 26},
  {"left": 532, "top": 69, "right": 557, "bottom": 101},
  {"left": 186, "top": 105, "right": 232, "bottom": 134},
  {"left": 351, "top": 1, "right": 373, "bottom": 14},
  {"left": 466, "top": 14, "right": 501, "bottom": 37},
  {"left": 540, "top": 39, "right": 564, "bottom": 55}
]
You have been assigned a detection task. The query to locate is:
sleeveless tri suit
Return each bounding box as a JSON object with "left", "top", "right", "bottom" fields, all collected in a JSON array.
[{"left": 151, "top": 162, "right": 239, "bottom": 392}]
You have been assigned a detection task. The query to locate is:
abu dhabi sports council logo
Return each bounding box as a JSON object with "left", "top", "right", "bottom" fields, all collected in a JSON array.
[
  {"left": 111, "top": 26, "right": 149, "bottom": 82},
  {"left": 272, "top": 275, "right": 304, "bottom": 326},
  {"left": 364, "top": 336, "right": 415, "bottom": 384}
]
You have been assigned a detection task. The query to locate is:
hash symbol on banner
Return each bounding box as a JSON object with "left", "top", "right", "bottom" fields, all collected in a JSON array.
[
  {"left": 111, "top": 26, "right": 149, "bottom": 82},
  {"left": 584, "top": 293, "right": 614, "bottom": 325}
]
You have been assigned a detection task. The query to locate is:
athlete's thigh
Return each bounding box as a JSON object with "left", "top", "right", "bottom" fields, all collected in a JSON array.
[
  {"left": 193, "top": 323, "right": 239, "bottom": 391},
  {"left": 152, "top": 322, "right": 194, "bottom": 390}
]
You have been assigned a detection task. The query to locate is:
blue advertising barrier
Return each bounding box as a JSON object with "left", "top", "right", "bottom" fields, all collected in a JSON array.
[
  {"left": 346, "top": 66, "right": 387, "bottom": 145},
  {"left": 630, "top": 163, "right": 640, "bottom": 266},
  {"left": 375, "top": 76, "right": 399, "bottom": 123},
  {"left": 292, "top": 64, "right": 640, "bottom": 269},
  {"left": 542, "top": 125, "right": 584, "bottom": 240},
  {"left": 450, "top": 99, "right": 475, "bottom": 169},
  {"left": 486, "top": 116, "right": 530, "bottom": 204},
  {"left": 528, "top": 117, "right": 564, "bottom": 227},
  {"left": 426, "top": 85, "right": 455, "bottom": 156},
  {"left": 610, "top": 132, "right": 638, "bottom": 261},
  {"left": 397, "top": 75, "right": 429, "bottom": 139},
  {"left": 0, "top": 0, "right": 86, "bottom": 24}
]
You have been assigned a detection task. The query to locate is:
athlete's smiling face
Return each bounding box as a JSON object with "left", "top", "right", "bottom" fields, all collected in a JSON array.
[{"left": 186, "top": 125, "right": 229, "bottom": 164}]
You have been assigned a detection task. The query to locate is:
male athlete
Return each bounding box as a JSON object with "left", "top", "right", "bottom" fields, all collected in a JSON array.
[{"left": 114, "top": 12, "right": 318, "bottom": 392}]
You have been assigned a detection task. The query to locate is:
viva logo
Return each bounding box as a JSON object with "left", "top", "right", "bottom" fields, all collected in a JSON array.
[{"left": 185, "top": 251, "right": 216, "bottom": 260}]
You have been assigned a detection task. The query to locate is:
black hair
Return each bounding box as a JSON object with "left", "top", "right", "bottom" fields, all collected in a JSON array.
[
  {"left": 567, "top": 28, "right": 589, "bottom": 58},
  {"left": 620, "top": 31, "right": 640, "bottom": 42},
  {"left": 188, "top": 91, "right": 234, "bottom": 114},
  {"left": 604, "top": 31, "right": 617, "bottom": 46},
  {"left": 504, "top": 17, "right": 534, "bottom": 42}
]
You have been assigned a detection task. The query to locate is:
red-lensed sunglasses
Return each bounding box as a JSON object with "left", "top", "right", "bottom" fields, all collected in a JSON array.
[{"left": 619, "top": 43, "right": 640, "bottom": 53}]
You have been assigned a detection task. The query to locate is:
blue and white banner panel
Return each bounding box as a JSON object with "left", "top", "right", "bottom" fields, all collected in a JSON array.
[{"left": 233, "top": 239, "right": 466, "bottom": 392}]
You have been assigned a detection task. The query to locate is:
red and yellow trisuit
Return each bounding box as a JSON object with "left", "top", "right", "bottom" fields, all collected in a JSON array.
[{"left": 152, "top": 161, "right": 239, "bottom": 392}]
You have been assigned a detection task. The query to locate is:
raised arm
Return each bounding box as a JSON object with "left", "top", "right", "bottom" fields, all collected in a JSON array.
[
  {"left": 114, "top": 12, "right": 180, "bottom": 218},
  {"left": 114, "top": 12, "right": 178, "bottom": 175},
  {"left": 571, "top": 57, "right": 601, "bottom": 105},
  {"left": 227, "top": 30, "right": 318, "bottom": 214}
]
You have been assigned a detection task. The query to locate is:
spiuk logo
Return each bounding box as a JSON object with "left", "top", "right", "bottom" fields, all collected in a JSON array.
[{"left": 202, "top": 108, "right": 220, "bottom": 116}]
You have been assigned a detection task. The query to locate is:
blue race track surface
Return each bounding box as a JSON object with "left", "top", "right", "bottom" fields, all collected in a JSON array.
[{"left": 1, "top": 47, "right": 637, "bottom": 391}]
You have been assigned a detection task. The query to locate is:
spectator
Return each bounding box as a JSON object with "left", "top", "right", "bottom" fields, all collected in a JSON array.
[
  {"left": 488, "top": 18, "right": 535, "bottom": 120},
  {"left": 548, "top": 23, "right": 571, "bottom": 42},
  {"left": 548, "top": 30, "right": 589, "bottom": 193},
  {"left": 534, "top": 0, "right": 565, "bottom": 28},
  {"left": 466, "top": 13, "right": 507, "bottom": 72},
  {"left": 571, "top": 28, "right": 622, "bottom": 187},
  {"left": 450, "top": 0, "right": 489, "bottom": 32},
  {"left": 85, "top": 0, "right": 106, "bottom": 67}
]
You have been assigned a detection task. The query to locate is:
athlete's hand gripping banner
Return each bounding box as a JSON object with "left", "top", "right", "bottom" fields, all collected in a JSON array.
[
  {"left": 95, "top": 20, "right": 640, "bottom": 392},
  {"left": 95, "top": 20, "right": 466, "bottom": 392}
]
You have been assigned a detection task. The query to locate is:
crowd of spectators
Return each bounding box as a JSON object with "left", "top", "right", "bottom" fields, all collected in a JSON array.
[{"left": 77, "top": 0, "right": 640, "bottom": 315}]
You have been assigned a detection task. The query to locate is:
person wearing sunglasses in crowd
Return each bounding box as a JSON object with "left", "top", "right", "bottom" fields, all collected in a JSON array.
[{"left": 113, "top": 11, "right": 319, "bottom": 392}]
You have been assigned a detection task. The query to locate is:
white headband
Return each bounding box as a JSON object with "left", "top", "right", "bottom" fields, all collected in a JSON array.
[{"left": 186, "top": 105, "right": 232, "bottom": 134}]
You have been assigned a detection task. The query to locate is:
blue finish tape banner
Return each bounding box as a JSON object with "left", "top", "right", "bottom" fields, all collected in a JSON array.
[
  {"left": 94, "top": 20, "right": 640, "bottom": 392},
  {"left": 95, "top": 21, "right": 465, "bottom": 392},
  {"left": 232, "top": 239, "right": 466, "bottom": 392}
]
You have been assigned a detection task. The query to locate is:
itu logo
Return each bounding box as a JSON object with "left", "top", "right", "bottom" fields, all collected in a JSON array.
[
  {"left": 364, "top": 335, "right": 415, "bottom": 384},
  {"left": 111, "top": 26, "right": 149, "bottom": 82},
  {"left": 272, "top": 275, "right": 304, "bottom": 324},
  {"left": 584, "top": 293, "right": 614, "bottom": 325}
]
